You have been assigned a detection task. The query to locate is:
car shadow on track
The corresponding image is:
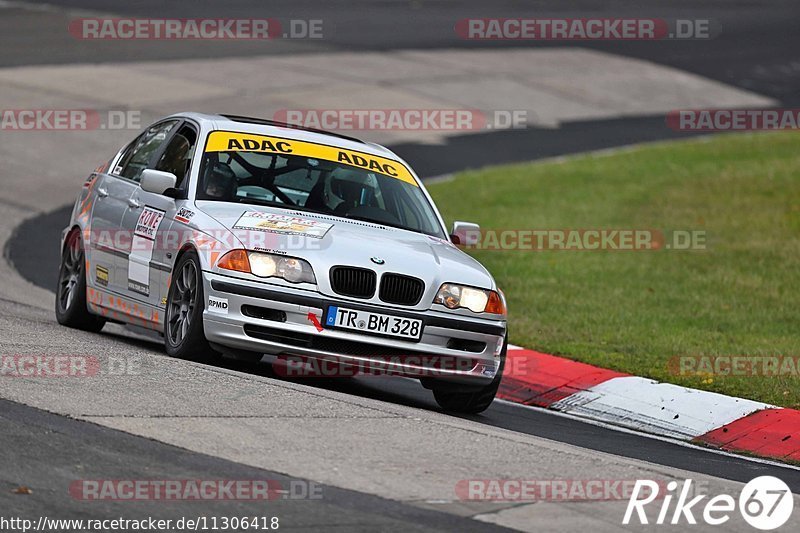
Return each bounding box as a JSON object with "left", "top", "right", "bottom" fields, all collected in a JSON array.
[
  {"left": 101, "top": 325, "right": 442, "bottom": 413},
  {"left": 216, "top": 357, "right": 441, "bottom": 412}
]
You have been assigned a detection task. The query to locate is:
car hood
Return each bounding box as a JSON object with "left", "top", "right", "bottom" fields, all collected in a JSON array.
[{"left": 196, "top": 202, "right": 496, "bottom": 306}]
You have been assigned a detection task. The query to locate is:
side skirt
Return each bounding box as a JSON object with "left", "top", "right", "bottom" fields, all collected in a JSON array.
[{"left": 86, "top": 286, "right": 165, "bottom": 332}]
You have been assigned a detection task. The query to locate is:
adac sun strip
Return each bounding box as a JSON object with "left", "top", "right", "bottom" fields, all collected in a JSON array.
[{"left": 205, "top": 131, "right": 418, "bottom": 187}]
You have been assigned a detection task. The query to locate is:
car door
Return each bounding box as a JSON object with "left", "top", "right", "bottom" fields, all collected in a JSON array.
[
  {"left": 107, "top": 119, "right": 180, "bottom": 304},
  {"left": 87, "top": 170, "right": 138, "bottom": 294},
  {"left": 120, "top": 121, "right": 198, "bottom": 308}
]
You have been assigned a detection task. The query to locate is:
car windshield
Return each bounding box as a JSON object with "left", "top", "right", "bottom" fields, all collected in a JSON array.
[{"left": 197, "top": 132, "right": 445, "bottom": 237}]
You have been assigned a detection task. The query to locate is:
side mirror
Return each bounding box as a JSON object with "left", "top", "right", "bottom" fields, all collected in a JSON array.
[
  {"left": 140, "top": 169, "right": 177, "bottom": 196},
  {"left": 450, "top": 221, "right": 481, "bottom": 246}
]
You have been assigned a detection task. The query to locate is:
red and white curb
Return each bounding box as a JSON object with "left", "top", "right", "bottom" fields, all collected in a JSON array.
[{"left": 499, "top": 345, "right": 800, "bottom": 463}]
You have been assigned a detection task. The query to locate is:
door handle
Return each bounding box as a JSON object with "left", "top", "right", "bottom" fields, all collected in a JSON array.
[
  {"left": 97, "top": 187, "right": 108, "bottom": 198},
  {"left": 127, "top": 198, "right": 141, "bottom": 209}
]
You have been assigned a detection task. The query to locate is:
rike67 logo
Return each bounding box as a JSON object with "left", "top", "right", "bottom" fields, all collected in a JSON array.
[{"left": 624, "top": 476, "right": 794, "bottom": 530}]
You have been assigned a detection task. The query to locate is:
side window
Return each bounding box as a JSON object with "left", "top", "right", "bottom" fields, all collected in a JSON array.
[
  {"left": 113, "top": 140, "right": 138, "bottom": 176},
  {"left": 116, "top": 120, "right": 179, "bottom": 182},
  {"left": 155, "top": 124, "right": 198, "bottom": 189}
]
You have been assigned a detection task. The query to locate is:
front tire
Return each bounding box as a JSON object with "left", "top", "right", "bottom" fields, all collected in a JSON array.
[
  {"left": 55, "top": 230, "right": 106, "bottom": 332},
  {"left": 164, "top": 250, "right": 217, "bottom": 363},
  {"left": 433, "top": 337, "right": 507, "bottom": 414}
]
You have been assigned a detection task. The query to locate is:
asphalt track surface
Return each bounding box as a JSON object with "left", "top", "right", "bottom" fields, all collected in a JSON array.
[
  {"left": 3, "top": 0, "right": 800, "bottom": 530},
  {"left": 4, "top": 0, "right": 800, "bottom": 110},
  {"left": 0, "top": 399, "right": 510, "bottom": 532}
]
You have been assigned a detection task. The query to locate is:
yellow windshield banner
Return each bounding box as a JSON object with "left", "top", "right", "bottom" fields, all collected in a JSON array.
[{"left": 205, "top": 131, "right": 418, "bottom": 186}]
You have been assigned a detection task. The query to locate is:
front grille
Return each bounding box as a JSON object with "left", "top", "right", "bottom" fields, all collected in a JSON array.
[
  {"left": 379, "top": 273, "right": 425, "bottom": 306},
  {"left": 330, "top": 266, "right": 376, "bottom": 299}
]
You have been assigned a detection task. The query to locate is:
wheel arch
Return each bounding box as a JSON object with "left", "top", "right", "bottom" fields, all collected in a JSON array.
[
  {"left": 171, "top": 243, "right": 201, "bottom": 277},
  {"left": 61, "top": 224, "right": 83, "bottom": 253}
]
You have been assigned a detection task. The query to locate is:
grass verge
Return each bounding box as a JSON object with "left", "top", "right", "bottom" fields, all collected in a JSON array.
[{"left": 426, "top": 132, "right": 800, "bottom": 408}]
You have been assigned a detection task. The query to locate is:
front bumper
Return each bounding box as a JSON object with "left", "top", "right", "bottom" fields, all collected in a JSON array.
[{"left": 202, "top": 272, "right": 507, "bottom": 385}]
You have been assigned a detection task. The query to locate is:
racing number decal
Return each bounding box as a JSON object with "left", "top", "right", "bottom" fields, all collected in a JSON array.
[
  {"left": 204, "top": 131, "right": 418, "bottom": 186},
  {"left": 128, "top": 206, "right": 165, "bottom": 297}
]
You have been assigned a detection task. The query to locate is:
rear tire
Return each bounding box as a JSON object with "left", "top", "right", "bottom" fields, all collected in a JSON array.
[
  {"left": 164, "top": 250, "right": 217, "bottom": 363},
  {"left": 432, "top": 337, "right": 507, "bottom": 414},
  {"left": 55, "top": 230, "right": 106, "bottom": 333}
]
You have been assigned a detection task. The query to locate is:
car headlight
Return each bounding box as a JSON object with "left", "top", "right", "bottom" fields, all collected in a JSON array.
[
  {"left": 218, "top": 250, "right": 316, "bottom": 284},
  {"left": 434, "top": 283, "right": 506, "bottom": 315}
]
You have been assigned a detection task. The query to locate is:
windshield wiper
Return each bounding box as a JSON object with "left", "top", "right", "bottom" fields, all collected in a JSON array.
[{"left": 236, "top": 197, "right": 287, "bottom": 208}]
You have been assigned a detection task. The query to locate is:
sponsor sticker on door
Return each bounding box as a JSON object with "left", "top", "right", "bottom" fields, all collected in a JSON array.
[
  {"left": 128, "top": 206, "right": 166, "bottom": 297},
  {"left": 134, "top": 207, "right": 165, "bottom": 240}
]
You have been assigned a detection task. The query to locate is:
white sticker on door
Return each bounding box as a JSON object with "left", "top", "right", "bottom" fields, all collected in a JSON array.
[{"left": 128, "top": 206, "right": 166, "bottom": 296}]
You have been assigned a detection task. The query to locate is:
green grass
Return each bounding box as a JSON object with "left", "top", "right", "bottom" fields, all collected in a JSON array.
[{"left": 426, "top": 132, "right": 800, "bottom": 408}]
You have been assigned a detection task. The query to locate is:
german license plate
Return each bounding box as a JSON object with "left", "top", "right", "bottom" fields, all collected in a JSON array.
[{"left": 324, "top": 306, "right": 422, "bottom": 341}]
